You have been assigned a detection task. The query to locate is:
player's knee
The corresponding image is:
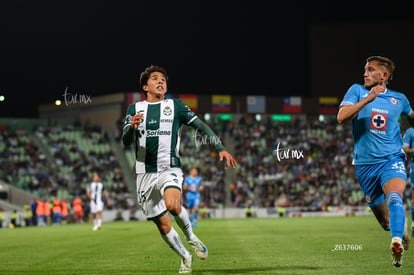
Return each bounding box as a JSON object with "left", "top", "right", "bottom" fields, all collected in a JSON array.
[
  {"left": 168, "top": 208, "right": 180, "bottom": 216},
  {"left": 165, "top": 201, "right": 181, "bottom": 216},
  {"left": 155, "top": 221, "right": 171, "bottom": 234}
]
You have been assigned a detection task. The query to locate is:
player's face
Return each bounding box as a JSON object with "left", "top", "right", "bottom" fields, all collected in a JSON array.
[
  {"left": 363, "top": 61, "right": 386, "bottom": 89},
  {"left": 144, "top": 71, "right": 167, "bottom": 100},
  {"left": 190, "top": 168, "right": 198, "bottom": 177}
]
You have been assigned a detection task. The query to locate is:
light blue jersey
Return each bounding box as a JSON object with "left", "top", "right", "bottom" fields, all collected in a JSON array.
[
  {"left": 403, "top": 127, "right": 414, "bottom": 184},
  {"left": 403, "top": 127, "right": 414, "bottom": 163},
  {"left": 184, "top": 175, "right": 203, "bottom": 208},
  {"left": 340, "top": 83, "right": 412, "bottom": 165}
]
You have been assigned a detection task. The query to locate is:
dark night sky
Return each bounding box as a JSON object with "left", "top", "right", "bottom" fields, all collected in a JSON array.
[{"left": 0, "top": 1, "right": 413, "bottom": 118}]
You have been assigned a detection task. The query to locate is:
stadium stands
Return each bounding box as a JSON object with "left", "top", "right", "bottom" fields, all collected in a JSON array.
[{"left": 3, "top": 113, "right": 409, "bottom": 225}]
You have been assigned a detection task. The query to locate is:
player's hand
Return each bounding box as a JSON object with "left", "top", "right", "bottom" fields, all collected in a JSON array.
[
  {"left": 219, "top": 151, "right": 237, "bottom": 169},
  {"left": 367, "top": 82, "right": 385, "bottom": 103},
  {"left": 131, "top": 113, "right": 144, "bottom": 128}
]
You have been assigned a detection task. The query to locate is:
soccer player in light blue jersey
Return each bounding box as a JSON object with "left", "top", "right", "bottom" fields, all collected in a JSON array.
[
  {"left": 122, "top": 65, "right": 237, "bottom": 273},
  {"left": 183, "top": 167, "right": 204, "bottom": 228},
  {"left": 337, "top": 56, "right": 414, "bottom": 268},
  {"left": 403, "top": 126, "right": 414, "bottom": 237}
]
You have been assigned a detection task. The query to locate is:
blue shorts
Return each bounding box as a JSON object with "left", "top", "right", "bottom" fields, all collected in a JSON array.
[
  {"left": 356, "top": 156, "right": 407, "bottom": 208},
  {"left": 186, "top": 195, "right": 200, "bottom": 209}
]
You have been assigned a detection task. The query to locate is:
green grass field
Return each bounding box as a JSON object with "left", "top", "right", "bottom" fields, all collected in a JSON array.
[{"left": 1, "top": 215, "right": 413, "bottom": 275}]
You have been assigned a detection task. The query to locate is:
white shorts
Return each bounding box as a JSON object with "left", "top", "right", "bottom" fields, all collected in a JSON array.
[
  {"left": 90, "top": 200, "right": 104, "bottom": 214},
  {"left": 136, "top": 168, "right": 183, "bottom": 220}
]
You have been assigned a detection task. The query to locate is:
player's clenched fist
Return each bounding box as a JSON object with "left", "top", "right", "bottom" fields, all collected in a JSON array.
[{"left": 131, "top": 113, "right": 144, "bottom": 128}]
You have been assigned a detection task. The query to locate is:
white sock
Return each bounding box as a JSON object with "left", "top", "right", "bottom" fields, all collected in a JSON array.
[
  {"left": 175, "top": 206, "right": 194, "bottom": 240},
  {"left": 162, "top": 228, "right": 191, "bottom": 259}
]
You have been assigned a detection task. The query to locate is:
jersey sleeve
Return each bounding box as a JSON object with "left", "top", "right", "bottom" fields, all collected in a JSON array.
[
  {"left": 401, "top": 93, "right": 413, "bottom": 116},
  {"left": 174, "top": 98, "right": 198, "bottom": 125},
  {"left": 122, "top": 103, "right": 137, "bottom": 147},
  {"left": 339, "top": 84, "right": 364, "bottom": 106}
]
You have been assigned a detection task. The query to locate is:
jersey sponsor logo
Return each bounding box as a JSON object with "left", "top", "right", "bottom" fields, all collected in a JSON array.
[
  {"left": 148, "top": 119, "right": 157, "bottom": 124},
  {"left": 370, "top": 112, "right": 387, "bottom": 131},
  {"left": 138, "top": 129, "right": 146, "bottom": 137},
  {"left": 160, "top": 119, "right": 173, "bottom": 123},
  {"left": 146, "top": 129, "right": 172, "bottom": 136}
]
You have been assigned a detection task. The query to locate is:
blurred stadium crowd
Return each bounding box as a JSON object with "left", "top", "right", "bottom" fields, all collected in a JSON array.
[
  {"left": 0, "top": 114, "right": 412, "bottom": 225},
  {"left": 180, "top": 114, "right": 365, "bottom": 211}
]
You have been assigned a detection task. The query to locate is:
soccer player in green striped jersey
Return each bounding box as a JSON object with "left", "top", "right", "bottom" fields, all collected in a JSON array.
[{"left": 122, "top": 65, "right": 237, "bottom": 273}]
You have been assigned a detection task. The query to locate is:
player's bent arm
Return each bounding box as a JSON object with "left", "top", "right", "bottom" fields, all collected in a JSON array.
[
  {"left": 122, "top": 105, "right": 138, "bottom": 147},
  {"left": 337, "top": 98, "right": 370, "bottom": 124},
  {"left": 122, "top": 123, "right": 135, "bottom": 147},
  {"left": 403, "top": 145, "right": 413, "bottom": 154},
  {"left": 189, "top": 118, "right": 225, "bottom": 152},
  {"left": 337, "top": 105, "right": 356, "bottom": 124}
]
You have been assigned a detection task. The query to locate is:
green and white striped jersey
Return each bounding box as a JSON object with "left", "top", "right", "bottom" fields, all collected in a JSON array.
[{"left": 125, "top": 98, "right": 197, "bottom": 173}]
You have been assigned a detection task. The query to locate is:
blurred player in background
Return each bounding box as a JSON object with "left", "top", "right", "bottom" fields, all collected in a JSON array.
[
  {"left": 72, "top": 195, "right": 84, "bottom": 223},
  {"left": 403, "top": 125, "right": 414, "bottom": 236},
  {"left": 337, "top": 56, "right": 413, "bottom": 268},
  {"left": 52, "top": 197, "right": 62, "bottom": 225},
  {"left": 86, "top": 172, "right": 111, "bottom": 231},
  {"left": 122, "top": 65, "right": 237, "bottom": 273},
  {"left": 183, "top": 167, "right": 204, "bottom": 228}
]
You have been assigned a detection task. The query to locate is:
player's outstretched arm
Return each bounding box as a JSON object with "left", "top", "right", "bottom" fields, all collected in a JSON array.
[
  {"left": 218, "top": 151, "right": 237, "bottom": 169},
  {"left": 189, "top": 118, "right": 237, "bottom": 169}
]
